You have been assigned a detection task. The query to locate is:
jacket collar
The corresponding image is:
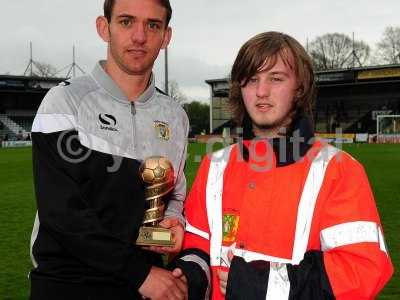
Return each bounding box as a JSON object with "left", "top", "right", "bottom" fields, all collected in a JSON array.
[
  {"left": 91, "top": 60, "right": 155, "bottom": 104},
  {"left": 240, "top": 114, "right": 315, "bottom": 167}
]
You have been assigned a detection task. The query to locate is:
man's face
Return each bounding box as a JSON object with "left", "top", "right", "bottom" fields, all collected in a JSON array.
[
  {"left": 104, "top": 0, "right": 171, "bottom": 75},
  {"left": 241, "top": 53, "right": 298, "bottom": 137}
]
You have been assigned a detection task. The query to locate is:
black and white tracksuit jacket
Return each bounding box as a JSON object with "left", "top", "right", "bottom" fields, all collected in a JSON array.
[{"left": 29, "top": 61, "right": 189, "bottom": 291}]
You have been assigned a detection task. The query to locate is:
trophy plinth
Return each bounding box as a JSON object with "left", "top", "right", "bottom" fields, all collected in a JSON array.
[{"left": 135, "top": 156, "right": 175, "bottom": 247}]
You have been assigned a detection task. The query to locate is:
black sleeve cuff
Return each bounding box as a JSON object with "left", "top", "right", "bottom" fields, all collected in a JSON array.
[
  {"left": 287, "top": 250, "right": 335, "bottom": 300},
  {"left": 168, "top": 248, "right": 210, "bottom": 300},
  {"left": 226, "top": 256, "right": 270, "bottom": 300},
  {"left": 116, "top": 248, "right": 152, "bottom": 291}
]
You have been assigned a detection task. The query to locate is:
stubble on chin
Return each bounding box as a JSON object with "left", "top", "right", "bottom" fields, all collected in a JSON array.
[{"left": 252, "top": 114, "right": 293, "bottom": 137}]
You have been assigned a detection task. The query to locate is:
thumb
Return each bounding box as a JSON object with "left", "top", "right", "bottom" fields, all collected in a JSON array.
[{"left": 172, "top": 268, "right": 183, "bottom": 277}]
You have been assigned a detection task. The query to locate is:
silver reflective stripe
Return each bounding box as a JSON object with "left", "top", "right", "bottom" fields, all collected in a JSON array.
[
  {"left": 378, "top": 227, "right": 388, "bottom": 253},
  {"left": 291, "top": 145, "right": 339, "bottom": 264},
  {"left": 186, "top": 221, "right": 210, "bottom": 240},
  {"left": 30, "top": 212, "right": 40, "bottom": 268},
  {"left": 207, "top": 145, "right": 233, "bottom": 267},
  {"left": 31, "top": 113, "right": 77, "bottom": 133},
  {"left": 320, "top": 221, "right": 387, "bottom": 253},
  {"left": 266, "top": 263, "right": 290, "bottom": 300},
  {"left": 181, "top": 254, "right": 211, "bottom": 300}
]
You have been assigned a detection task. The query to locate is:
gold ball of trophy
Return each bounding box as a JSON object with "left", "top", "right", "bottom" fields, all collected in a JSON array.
[{"left": 136, "top": 156, "right": 175, "bottom": 246}]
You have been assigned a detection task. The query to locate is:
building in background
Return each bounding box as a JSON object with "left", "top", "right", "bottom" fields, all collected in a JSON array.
[{"left": 206, "top": 64, "right": 400, "bottom": 135}]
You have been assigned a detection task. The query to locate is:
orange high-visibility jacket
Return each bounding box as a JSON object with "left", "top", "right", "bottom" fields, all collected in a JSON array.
[{"left": 179, "top": 140, "right": 393, "bottom": 300}]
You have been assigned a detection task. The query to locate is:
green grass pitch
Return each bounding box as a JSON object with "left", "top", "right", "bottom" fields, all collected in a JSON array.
[{"left": 0, "top": 143, "right": 399, "bottom": 299}]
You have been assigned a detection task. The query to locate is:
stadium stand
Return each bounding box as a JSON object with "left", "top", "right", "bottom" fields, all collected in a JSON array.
[
  {"left": 0, "top": 115, "right": 30, "bottom": 139},
  {"left": 0, "top": 75, "right": 63, "bottom": 142},
  {"left": 207, "top": 64, "right": 400, "bottom": 136}
]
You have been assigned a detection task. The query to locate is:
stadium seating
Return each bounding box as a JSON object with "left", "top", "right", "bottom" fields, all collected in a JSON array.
[
  {"left": 8, "top": 116, "right": 34, "bottom": 132},
  {"left": 0, "top": 114, "right": 34, "bottom": 140}
]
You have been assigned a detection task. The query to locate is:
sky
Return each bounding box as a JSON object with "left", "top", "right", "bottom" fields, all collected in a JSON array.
[{"left": 0, "top": 0, "right": 399, "bottom": 101}]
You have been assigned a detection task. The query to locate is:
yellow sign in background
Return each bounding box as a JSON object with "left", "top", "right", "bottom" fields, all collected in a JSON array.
[{"left": 358, "top": 67, "right": 400, "bottom": 80}]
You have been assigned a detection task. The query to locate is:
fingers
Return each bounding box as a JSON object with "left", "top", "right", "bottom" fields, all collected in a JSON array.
[
  {"left": 160, "top": 245, "right": 179, "bottom": 253},
  {"left": 139, "top": 267, "right": 187, "bottom": 300},
  {"left": 142, "top": 245, "right": 173, "bottom": 253},
  {"left": 217, "top": 269, "right": 229, "bottom": 296},
  {"left": 145, "top": 218, "right": 183, "bottom": 254},
  {"left": 170, "top": 224, "right": 184, "bottom": 253},
  {"left": 165, "top": 244, "right": 180, "bottom": 254},
  {"left": 180, "top": 275, "right": 187, "bottom": 284},
  {"left": 217, "top": 269, "right": 229, "bottom": 281},
  {"left": 175, "top": 277, "right": 188, "bottom": 297},
  {"left": 171, "top": 268, "right": 188, "bottom": 299},
  {"left": 228, "top": 250, "right": 234, "bottom": 262},
  {"left": 160, "top": 217, "right": 179, "bottom": 228},
  {"left": 164, "top": 276, "right": 186, "bottom": 300}
]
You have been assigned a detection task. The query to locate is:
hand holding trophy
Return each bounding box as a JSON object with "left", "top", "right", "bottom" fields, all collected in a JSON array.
[{"left": 136, "top": 156, "right": 175, "bottom": 247}]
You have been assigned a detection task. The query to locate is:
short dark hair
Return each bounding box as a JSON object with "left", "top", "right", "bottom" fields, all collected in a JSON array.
[
  {"left": 103, "top": 0, "right": 172, "bottom": 26},
  {"left": 229, "top": 31, "right": 315, "bottom": 126}
]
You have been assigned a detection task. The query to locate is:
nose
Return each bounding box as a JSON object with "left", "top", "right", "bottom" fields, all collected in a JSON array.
[
  {"left": 256, "top": 80, "right": 271, "bottom": 98},
  {"left": 131, "top": 22, "right": 147, "bottom": 44}
]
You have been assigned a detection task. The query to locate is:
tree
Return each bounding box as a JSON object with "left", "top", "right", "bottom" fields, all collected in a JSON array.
[
  {"left": 182, "top": 101, "right": 210, "bottom": 136},
  {"left": 309, "top": 33, "right": 370, "bottom": 70},
  {"left": 376, "top": 26, "right": 400, "bottom": 64},
  {"left": 32, "top": 61, "right": 57, "bottom": 77},
  {"left": 168, "top": 80, "right": 187, "bottom": 104}
]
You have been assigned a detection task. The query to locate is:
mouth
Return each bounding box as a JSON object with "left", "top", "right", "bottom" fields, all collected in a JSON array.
[
  {"left": 255, "top": 103, "right": 273, "bottom": 111},
  {"left": 126, "top": 49, "right": 147, "bottom": 56}
]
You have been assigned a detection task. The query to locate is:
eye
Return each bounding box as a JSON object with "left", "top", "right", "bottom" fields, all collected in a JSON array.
[
  {"left": 148, "top": 22, "right": 161, "bottom": 30},
  {"left": 271, "top": 76, "right": 283, "bottom": 82},
  {"left": 120, "top": 19, "right": 132, "bottom": 27},
  {"left": 248, "top": 77, "right": 258, "bottom": 84}
]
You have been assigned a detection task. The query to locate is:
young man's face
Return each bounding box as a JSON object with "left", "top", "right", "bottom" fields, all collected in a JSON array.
[
  {"left": 101, "top": 0, "right": 171, "bottom": 76},
  {"left": 241, "top": 52, "right": 298, "bottom": 137}
]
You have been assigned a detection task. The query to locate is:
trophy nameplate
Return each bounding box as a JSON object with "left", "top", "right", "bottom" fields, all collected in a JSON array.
[{"left": 135, "top": 156, "right": 175, "bottom": 247}]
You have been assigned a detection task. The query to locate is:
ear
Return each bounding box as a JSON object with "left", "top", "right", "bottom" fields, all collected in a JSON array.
[
  {"left": 297, "top": 88, "right": 303, "bottom": 98},
  {"left": 161, "top": 26, "right": 172, "bottom": 49},
  {"left": 96, "top": 16, "right": 110, "bottom": 43}
]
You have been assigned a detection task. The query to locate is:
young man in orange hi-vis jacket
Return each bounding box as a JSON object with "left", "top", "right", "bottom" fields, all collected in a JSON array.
[{"left": 168, "top": 32, "right": 393, "bottom": 299}]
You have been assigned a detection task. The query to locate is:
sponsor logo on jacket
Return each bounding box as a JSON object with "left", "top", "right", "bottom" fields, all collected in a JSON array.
[{"left": 99, "top": 114, "right": 118, "bottom": 132}]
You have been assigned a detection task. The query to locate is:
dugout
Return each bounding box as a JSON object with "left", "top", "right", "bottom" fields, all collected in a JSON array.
[{"left": 206, "top": 64, "right": 400, "bottom": 134}]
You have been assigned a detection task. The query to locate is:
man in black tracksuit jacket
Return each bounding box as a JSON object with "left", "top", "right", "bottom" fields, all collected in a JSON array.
[{"left": 29, "top": 1, "right": 189, "bottom": 299}]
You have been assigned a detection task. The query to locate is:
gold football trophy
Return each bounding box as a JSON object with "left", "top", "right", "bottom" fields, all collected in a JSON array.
[{"left": 136, "top": 156, "right": 175, "bottom": 247}]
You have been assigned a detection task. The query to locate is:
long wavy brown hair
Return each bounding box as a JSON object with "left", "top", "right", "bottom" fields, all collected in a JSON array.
[{"left": 229, "top": 31, "right": 315, "bottom": 128}]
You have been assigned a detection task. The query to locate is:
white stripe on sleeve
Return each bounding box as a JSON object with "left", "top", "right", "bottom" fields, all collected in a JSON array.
[
  {"left": 32, "top": 113, "right": 77, "bottom": 133},
  {"left": 320, "top": 221, "right": 387, "bottom": 253},
  {"left": 185, "top": 221, "right": 210, "bottom": 240}
]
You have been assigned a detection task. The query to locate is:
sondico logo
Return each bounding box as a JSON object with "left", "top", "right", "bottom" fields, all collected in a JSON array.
[{"left": 99, "top": 114, "right": 118, "bottom": 132}]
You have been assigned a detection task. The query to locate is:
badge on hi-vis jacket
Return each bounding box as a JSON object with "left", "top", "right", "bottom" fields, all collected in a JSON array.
[
  {"left": 154, "top": 121, "right": 170, "bottom": 141},
  {"left": 223, "top": 213, "right": 240, "bottom": 244}
]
